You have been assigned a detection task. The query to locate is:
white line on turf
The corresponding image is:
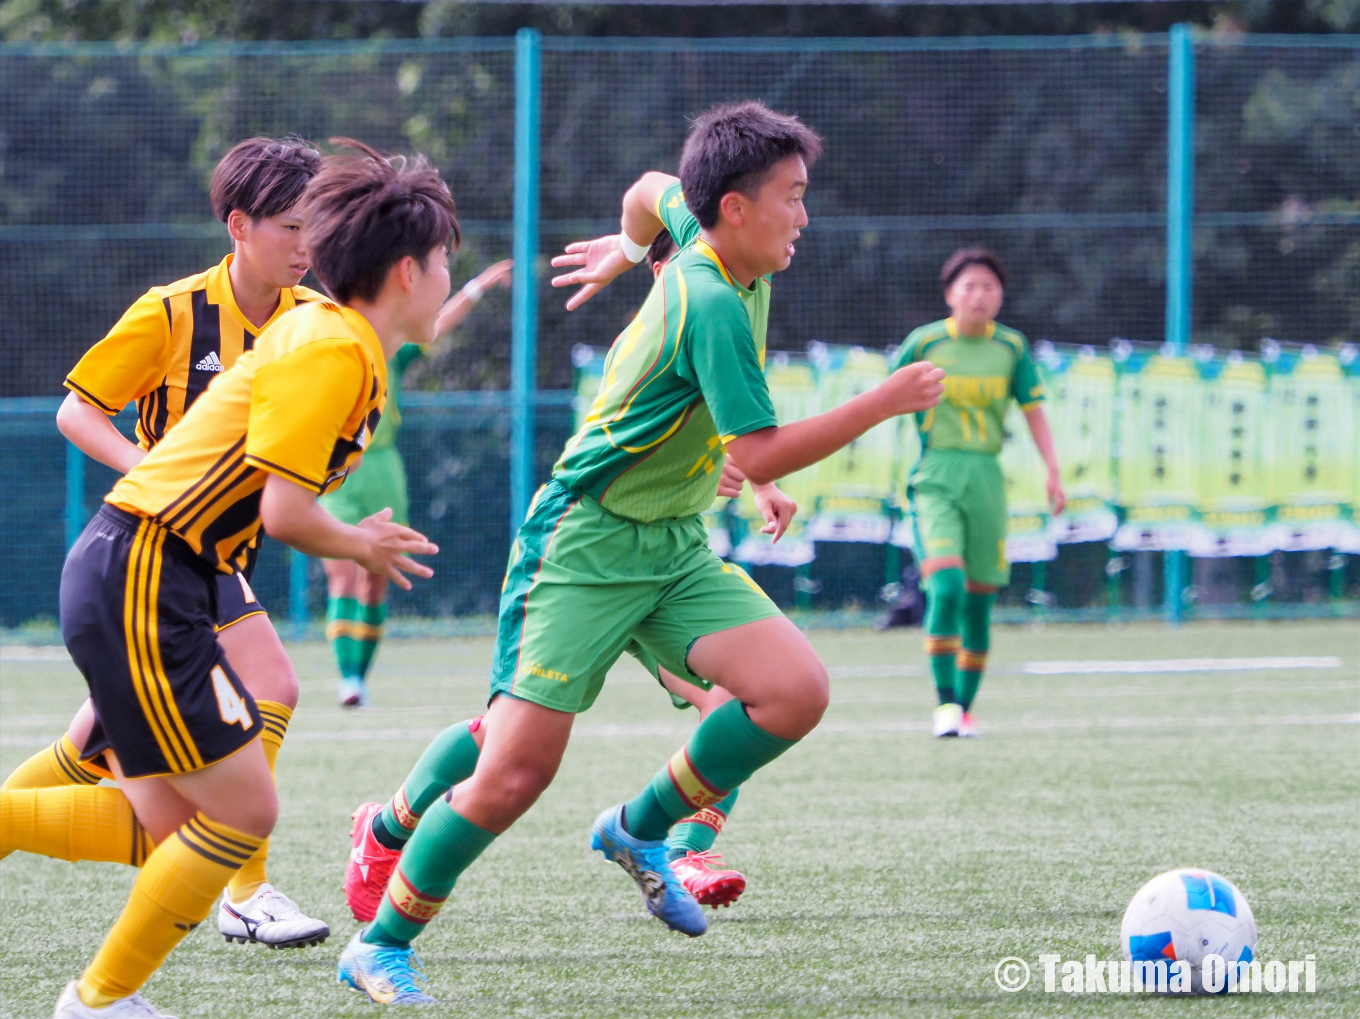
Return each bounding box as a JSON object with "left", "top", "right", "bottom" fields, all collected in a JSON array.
[
  {"left": 1022, "top": 656, "right": 1344, "bottom": 675},
  {"left": 6, "top": 713, "right": 1354, "bottom": 748},
  {"left": 0, "top": 646, "right": 69, "bottom": 661}
]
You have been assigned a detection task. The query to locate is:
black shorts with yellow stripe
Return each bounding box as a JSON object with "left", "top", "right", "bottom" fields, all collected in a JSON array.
[
  {"left": 60, "top": 506, "right": 263, "bottom": 779},
  {"left": 215, "top": 544, "right": 268, "bottom": 632}
]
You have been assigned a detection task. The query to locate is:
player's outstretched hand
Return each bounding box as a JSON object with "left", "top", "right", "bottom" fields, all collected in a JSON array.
[
  {"left": 474, "top": 258, "right": 514, "bottom": 292},
  {"left": 356, "top": 508, "right": 439, "bottom": 590},
  {"left": 753, "top": 483, "right": 797, "bottom": 543},
  {"left": 878, "top": 361, "right": 945, "bottom": 417},
  {"left": 551, "top": 235, "right": 637, "bottom": 310},
  {"left": 717, "top": 458, "right": 746, "bottom": 499}
]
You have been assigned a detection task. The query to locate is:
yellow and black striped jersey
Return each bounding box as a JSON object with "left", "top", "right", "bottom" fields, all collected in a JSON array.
[
  {"left": 107, "top": 301, "right": 388, "bottom": 574},
  {"left": 64, "top": 254, "right": 326, "bottom": 449}
]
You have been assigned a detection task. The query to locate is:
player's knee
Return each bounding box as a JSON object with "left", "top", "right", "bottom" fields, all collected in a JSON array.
[
  {"left": 499, "top": 759, "right": 557, "bottom": 806},
  {"left": 780, "top": 658, "right": 830, "bottom": 737},
  {"left": 265, "top": 657, "right": 300, "bottom": 709},
  {"left": 207, "top": 788, "right": 277, "bottom": 840}
]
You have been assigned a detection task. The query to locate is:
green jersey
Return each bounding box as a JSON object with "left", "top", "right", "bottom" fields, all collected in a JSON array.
[
  {"left": 890, "top": 317, "right": 1044, "bottom": 456},
  {"left": 554, "top": 182, "right": 777, "bottom": 521},
  {"left": 369, "top": 342, "right": 422, "bottom": 451}
]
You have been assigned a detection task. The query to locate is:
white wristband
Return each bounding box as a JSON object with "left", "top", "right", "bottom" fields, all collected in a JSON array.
[
  {"left": 460, "top": 278, "right": 485, "bottom": 302},
  {"left": 619, "top": 231, "right": 650, "bottom": 263}
]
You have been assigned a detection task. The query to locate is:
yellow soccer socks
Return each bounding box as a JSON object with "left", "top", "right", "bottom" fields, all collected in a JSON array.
[
  {"left": 77, "top": 812, "right": 263, "bottom": 1008},
  {"left": 226, "top": 700, "right": 291, "bottom": 902},
  {"left": 0, "top": 786, "right": 153, "bottom": 866},
  {"left": 2, "top": 734, "right": 106, "bottom": 790}
]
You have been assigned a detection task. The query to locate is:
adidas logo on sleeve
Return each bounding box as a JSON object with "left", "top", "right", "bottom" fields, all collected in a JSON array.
[{"left": 194, "top": 351, "right": 225, "bottom": 373}]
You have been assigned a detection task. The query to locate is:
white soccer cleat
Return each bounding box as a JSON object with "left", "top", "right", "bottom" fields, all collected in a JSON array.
[
  {"left": 218, "top": 883, "right": 330, "bottom": 948},
  {"left": 53, "top": 981, "right": 177, "bottom": 1018},
  {"left": 959, "top": 711, "right": 980, "bottom": 738},
  {"left": 337, "top": 677, "right": 369, "bottom": 708},
  {"left": 931, "top": 703, "right": 963, "bottom": 738}
]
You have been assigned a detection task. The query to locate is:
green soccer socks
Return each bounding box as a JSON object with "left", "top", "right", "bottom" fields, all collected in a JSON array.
[
  {"left": 363, "top": 799, "right": 496, "bottom": 947},
  {"left": 667, "top": 787, "right": 739, "bottom": 862},
  {"left": 924, "top": 568, "right": 966, "bottom": 705},
  {"left": 623, "top": 700, "right": 795, "bottom": 843},
  {"left": 374, "top": 718, "right": 483, "bottom": 849},
  {"left": 327, "top": 596, "right": 387, "bottom": 682},
  {"left": 957, "top": 588, "right": 995, "bottom": 712}
]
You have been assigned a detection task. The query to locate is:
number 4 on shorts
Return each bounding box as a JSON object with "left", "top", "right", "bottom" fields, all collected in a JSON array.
[{"left": 212, "top": 666, "right": 253, "bottom": 729}]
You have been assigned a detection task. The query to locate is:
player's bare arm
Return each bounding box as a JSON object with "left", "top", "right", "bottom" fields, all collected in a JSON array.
[
  {"left": 434, "top": 258, "right": 513, "bottom": 336},
  {"left": 1023, "top": 404, "right": 1066, "bottom": 514},
  {"left": 550, "top": 171, "right": 677, "bottom": 310},
  {"left": 55, "top": 391, "right": 145, "bottom": 475},
  {"left": 726, "top": 361, "right": 945, "bottom": 485},
  {"left": 261, "top": 476, "right": 436, "bottom": 589}
]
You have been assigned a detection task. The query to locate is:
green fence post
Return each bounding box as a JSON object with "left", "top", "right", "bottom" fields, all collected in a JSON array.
[
  {"left": 64, "top": 443, "right": 85, "bottom": 550},
  {"left": 289, "top": 549, "right": 309, "bottom": 639},
  {"left": 510, "top": 27, "right": 542, "bottom": 538},
  {"left": 1164, "top": 23, "right": 1195, "bottom": 626}
]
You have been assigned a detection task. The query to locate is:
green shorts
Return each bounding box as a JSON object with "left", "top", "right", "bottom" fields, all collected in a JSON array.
[
  {"left": 626, "top": 641, "right": 693, "bottom": 710},
  {"left": 489, "top": 480, "right": 782, "bottom": 714},
  {"left": 318, "top": 445, "right": 409, "bottom": 527},
  {"left": 908, "top": 449, "right": 1009, "bottom": 587}
]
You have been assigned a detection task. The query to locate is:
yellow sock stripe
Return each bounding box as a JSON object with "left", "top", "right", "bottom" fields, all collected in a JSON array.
[
  {"left": 682, "top": 804, "right": 729, "bottom": 835},
  {"left": 391, "top": 785, "right": 419, "bottom": 831},
  {"left": 957, "top": 649, "right": 988, "bottom": 673},
  {"left": 130, "top": 814, "right": 154, "bottom": 867},
  {"left": 177, "top": 815, "right": 258, "bottom": 868},
  {"left": 326, "top": 619, "right": 384, "bottom": 641},
  {"left": 256, "top": 704, "right": 291, "bottom": 744},
  {"left": 141, "top": 529, "right": 204, "bottom": 770},
  {"left": 124, "top": 521, "right": 182, "bottom": 773},
  {"left": 924, "top": 635, "right": 962, "bottom": 656},
  {"left": 385, "top": 869, "right": 449, "bottom": 925},
  {"left": 53, "top": 739, "right": 101, "bottom": 786},
  {"left": 666, "top": 748, "right": 727, "bottom": 811}
]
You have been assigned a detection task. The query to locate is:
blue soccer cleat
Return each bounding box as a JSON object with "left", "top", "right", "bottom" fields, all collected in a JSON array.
[
  {"left": 336, "top": 930, "right": 436, "bottom": 1005},
  {"left": 590, "top": 804, "right": 707, "bottom": 937}
]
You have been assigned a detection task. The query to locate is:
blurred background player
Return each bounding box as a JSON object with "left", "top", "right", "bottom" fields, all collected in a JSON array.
[
  {"left": 891, "top": 249, "right": 1065, "bottom": 738},
  {"left": 2, "top": 138, "right": 449, "bottom": 1019},
  {"left": 322, "top": 258, "right": 513, "bottom": 708},
  {"left": 1, "top": 136, "right": 332, "bottom": 947}
]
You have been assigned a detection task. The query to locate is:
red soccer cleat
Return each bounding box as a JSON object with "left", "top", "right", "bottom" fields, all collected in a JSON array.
[
  {"left": 668, "top": 850, "right": 746, "bottom": 909},
  {"left": 344, "top": 802, "right": 402, "bottom": 923}
]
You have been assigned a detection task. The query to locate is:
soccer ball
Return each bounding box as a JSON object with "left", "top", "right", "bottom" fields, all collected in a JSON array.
[{"left": 1120, "top": 868, "right": 1257, "bottom": 994}]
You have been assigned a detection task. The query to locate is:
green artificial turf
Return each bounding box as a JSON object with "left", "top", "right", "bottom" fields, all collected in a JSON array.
[{"left": 2, "top": 621, "right": 1356, "bottom": 1017}]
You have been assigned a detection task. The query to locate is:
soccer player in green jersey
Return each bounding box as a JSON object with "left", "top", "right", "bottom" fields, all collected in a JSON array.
[
  {"left": 339, "top": 232, "right": 791, "bottom": 926},
  {"left": 891, "top": 249, "right": 1065, "bottom": 738},
  {"left": 335, "top": 101, "right": 944, "bottom": 1005},
  {"left": 322, "top": 258, "right": 512, "bottom": 708}
]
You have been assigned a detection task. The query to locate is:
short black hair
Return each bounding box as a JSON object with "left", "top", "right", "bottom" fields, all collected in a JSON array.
[
  {"left": 678, "top": 100, "right": 822, "bottom": 229},
  {"left": 210, "top": 136, "right": 322, "bottom": 223},
  {"left": 301, "top": 138, "right": 460, "bottom": 304},
  {"left": 941, "top": 248, "right": 1008, "bottom": 291},
  {"left": 645, "top": 230, "right": 676, "bottom": 270}
]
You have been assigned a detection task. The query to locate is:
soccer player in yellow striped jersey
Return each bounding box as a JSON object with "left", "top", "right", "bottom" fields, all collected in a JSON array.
[
  {"left": 5, "top": 139, "right": 451, "bottom": 1019},
  {"left": 890, "top": 249, "right": 1065, "bottom": 739},
  {"left": 2, "top": 137, "right": 336, "bottom": 947}
]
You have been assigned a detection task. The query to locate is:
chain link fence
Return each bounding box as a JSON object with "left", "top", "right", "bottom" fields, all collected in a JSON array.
[{"left": 1, "top": 32, "right": 1357, "bottom": 633}]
